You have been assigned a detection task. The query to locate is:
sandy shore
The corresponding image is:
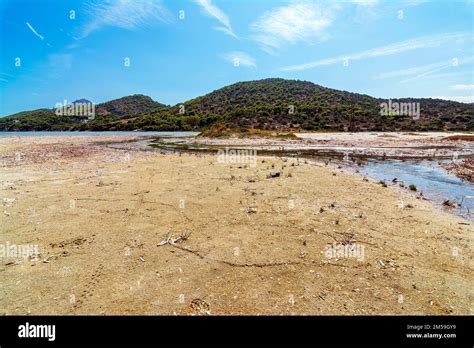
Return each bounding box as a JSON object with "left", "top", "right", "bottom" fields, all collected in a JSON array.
[
  {"left": 442, "top": 158, "right": 474, "bottom": 183},
  {"left": 0, "top": 135, "right": 472, "bottom": 315},
  {"left": 195, "top": 131, "right": 474, "bottom": 159}
]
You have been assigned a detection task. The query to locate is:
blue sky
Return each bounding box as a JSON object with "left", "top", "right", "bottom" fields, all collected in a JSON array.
[{"left": 0, "top": 0, "right": 473, "bottom": 116}]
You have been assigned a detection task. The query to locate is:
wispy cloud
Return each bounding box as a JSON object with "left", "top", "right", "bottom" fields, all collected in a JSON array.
[
  {"left": 414, "top": 71, "right": 473, "bottom": 81},
  {"left": 401, "top": 0, "right": 430, "bottom": 7},
  {"left": 26, "top": 22, "right": 45, "bottom": 41},
  {"left": 78, "top": 0, "right": 171, "bottom": 39},
  {"left": 251, "top": 2, "right": 335, "bottom": 53},
  {"left": 250, "top": 0, "right": 383, "bottom": 53},
  {"left": 66, "top": 43, "right": 80, "bottom": 50},
  {"left": 194, "top": 0, "right": 237, "bottom": 39},
  {"left": 450, "top": 84, "right": 474, "bottom": 91},
  {"left": 0, "top": 72, "right": 14, "bottom": 78},
  {"left": 349, "top": 0, "right": 379, "bottom": 5},
  {"left": 373, "top": 56, "right": 474, "bottom": 83},
  {"left": 399, "top": 57, "right": 474, "bottom": 83},
  {"left": 373, "top": 60, "right": 451, "bottom": 80},
  {"left": 429, "top": 96, "right": 474, "bottom": 103},
  {"left": 47, "top": 54, "right": 73, "bottom": 78},
  {"left": 221, "top": 51, "right": 256, "bottom": 68},
  {"left": 280, "top": 32, "right": 473, "bottom": 71},
  {"left": 350, "top": 0, "right": 380, "bottom": 23}
]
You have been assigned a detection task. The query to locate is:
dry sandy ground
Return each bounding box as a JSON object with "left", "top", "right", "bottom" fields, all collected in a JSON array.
[{"left": 0, "top": 135, "right": 472, "bottom": 315}]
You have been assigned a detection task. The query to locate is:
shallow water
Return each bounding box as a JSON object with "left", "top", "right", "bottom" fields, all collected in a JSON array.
[{"left": 359, "top": 159, "right": 473, "bottom": 220}]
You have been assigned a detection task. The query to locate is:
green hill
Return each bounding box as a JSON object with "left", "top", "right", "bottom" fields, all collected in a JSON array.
[
  {"left": 0, "top": 94, "right": 168, "bottom": 131},
  {"left": 170, "top": 78, "right": 473, "bottom": 131},
  {"left": 1, "top": 79, "right": 472, "bottom": 131},
  {"left": 95, "top": 94, "right": 167, "bottom": 116}
]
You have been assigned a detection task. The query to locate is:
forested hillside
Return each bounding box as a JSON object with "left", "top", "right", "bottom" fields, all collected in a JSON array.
[{"left": 1, "top": 79, "right": 472, "bottom": 132}]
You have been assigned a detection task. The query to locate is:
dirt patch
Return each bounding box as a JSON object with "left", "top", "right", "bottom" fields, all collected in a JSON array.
[
  {"left": 441, "top": 158, "right": 474, "bottom": 183},
  {"left": 443, "top": 135, "right": 474, "bottom": 142}
]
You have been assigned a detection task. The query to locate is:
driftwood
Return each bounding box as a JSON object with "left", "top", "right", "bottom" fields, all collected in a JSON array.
[{"left": 158, "top": 231, "right": 191, "bottom": 246}]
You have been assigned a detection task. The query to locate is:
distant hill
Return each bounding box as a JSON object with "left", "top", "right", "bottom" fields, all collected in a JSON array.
[
  {"left": 0, "top": 94, "right": 168, "bottom": 131},
  {"left": 95, "top": 94, "right": 167, "bottom": 116},
  {"left": 72, "top": 98, "right": 93, "bottom": 105},
  {"left": 1, "top": 79, "right": 472, "bottom": 131}
]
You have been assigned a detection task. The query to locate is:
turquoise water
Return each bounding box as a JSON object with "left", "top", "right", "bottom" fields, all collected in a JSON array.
[{"left": 0, "top": 131, "right": 199, "bottom": 137}]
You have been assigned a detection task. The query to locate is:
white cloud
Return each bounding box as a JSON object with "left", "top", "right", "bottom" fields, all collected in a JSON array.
[
  {"left": 221, "top": 51, "right": 256, "bottom": 68},
  {"left": 429, "top": 96, "right": 474, "bottom": 103},
  {"left": 399, "top": 57, "right": 473, "bottom": 83},
  {"left": 373, "top": 56, "right": 474, "bottom": 83},
  {"left": 373, "top": 61, "right": 451, "bottom": 80},
  {"left": 280, "top": 32, "right": 473, "bottom": 71},
  {"left": 450, "top": 84, "right": 474, "bottom": 91},
  {"left": 251, "top": 2, "right": 335, "bottom": 52},
  {"left": 26, "top": 22, "right": 45, "bottom": 41},
  {"left": 79, "top": 0, "right": 171, "bottom": 39},
  {"left": 351, "top": 0, "right": 380, "bottom": 23},
  {"left": 250, "top": 0, "right": 385, "bottom": 52},
  {"left": 194, "top": 0, "right": 237, "bottom": 39},
  {"left": 413, "top": 71, "right": 473, "bottom": 81}
]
